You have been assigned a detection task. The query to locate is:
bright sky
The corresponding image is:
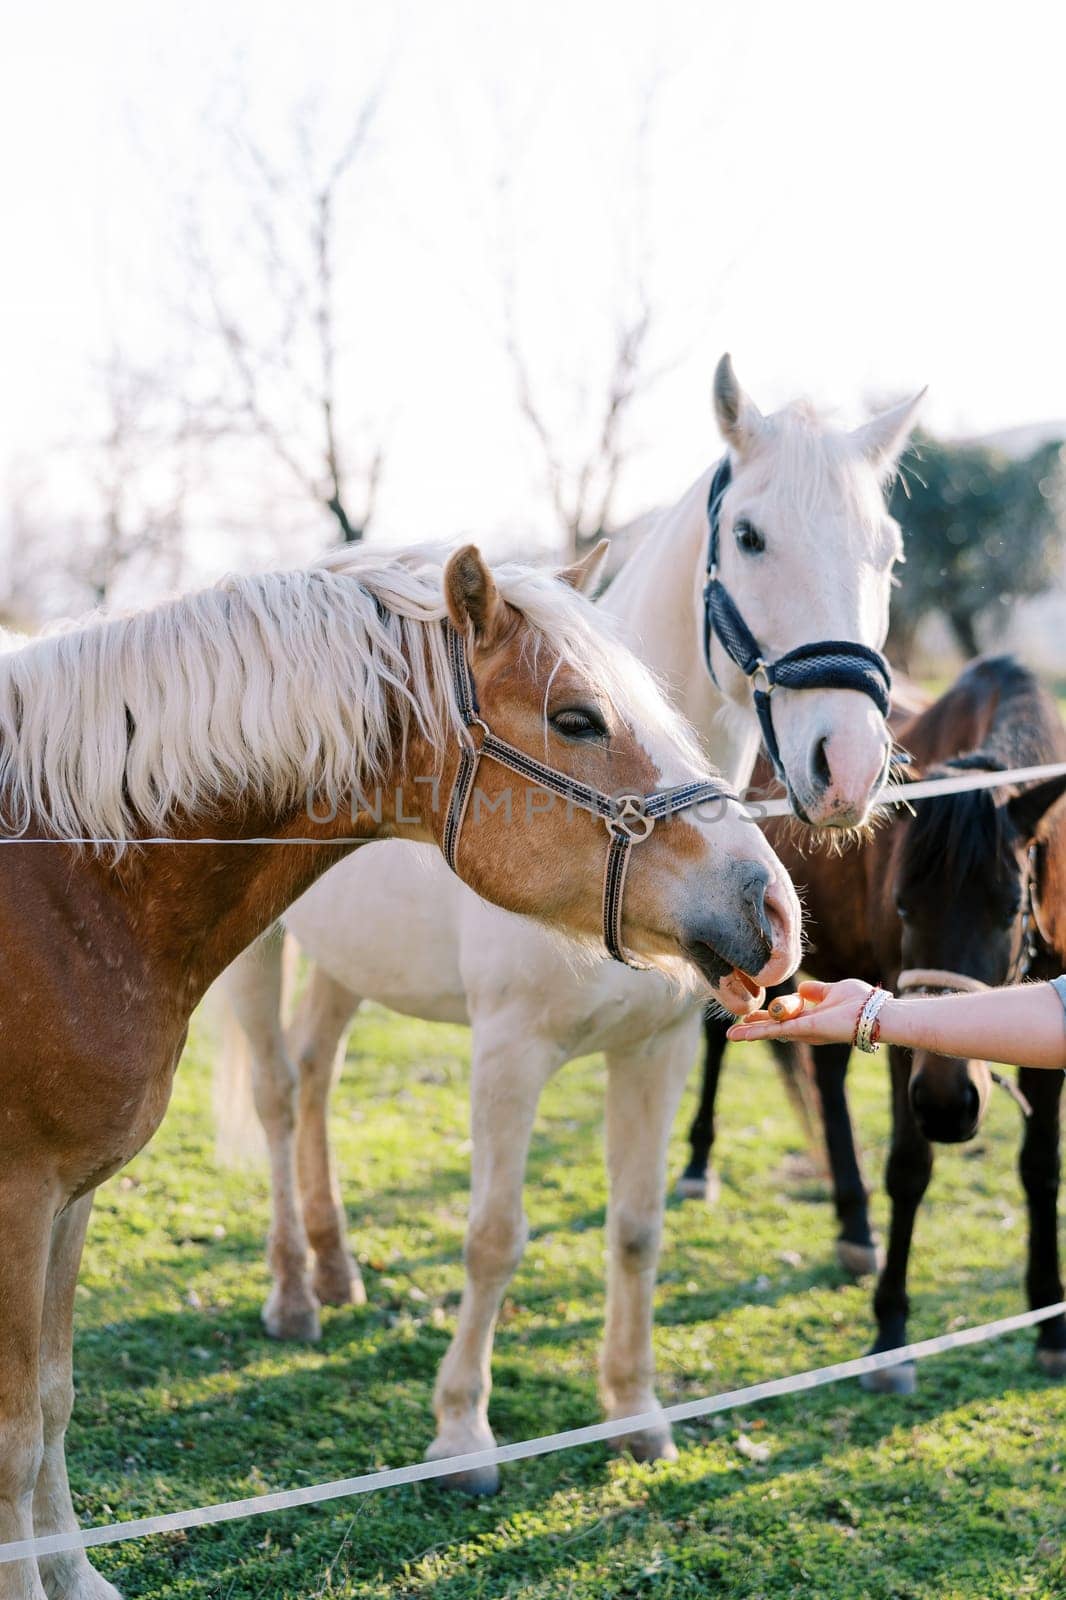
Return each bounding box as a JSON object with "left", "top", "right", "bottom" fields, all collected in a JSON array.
[{"left": 2, "top": 0, "right": 1065, "bottom": 568}]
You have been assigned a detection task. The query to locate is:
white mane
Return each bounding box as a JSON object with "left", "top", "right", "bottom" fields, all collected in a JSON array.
[{"left": 0, "top": 544, "right": 701, "bottom": 847}]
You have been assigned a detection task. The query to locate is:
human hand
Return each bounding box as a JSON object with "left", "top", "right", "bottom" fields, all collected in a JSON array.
[{"left": 725, "top": 978, "right": 876, "bottom": 1047}]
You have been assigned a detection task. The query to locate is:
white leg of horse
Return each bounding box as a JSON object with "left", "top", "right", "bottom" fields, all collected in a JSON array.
[
  {"left": 226, "top": 933, "right": 320, "bottom": 1342},
  {"left": 427, "top": 1027, "right": 560, "bottom": 1495},
  {"left": 34, "top": 1194, "right": 121, "bottom": 1600},
  {"left": 600, "top": 1018, "right": 699, "bottom": 1463},
  {"left": 289, "top": 967, "right": 365, "bottom": 1309}
]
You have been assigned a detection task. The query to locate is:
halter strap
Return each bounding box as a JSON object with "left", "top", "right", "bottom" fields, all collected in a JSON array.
[
  {"left": 441, "top": 621, "right": 732, "bottom": 966},
  {"left": 703, "top": 456, "right": 892, "bottom": 784}
]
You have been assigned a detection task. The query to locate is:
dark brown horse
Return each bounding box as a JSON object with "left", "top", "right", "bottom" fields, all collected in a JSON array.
[
  {"left": 686, "top": 655, "right": 1066, "bottom": 1386},
  {"left": 0, "top": 543, "right": 800, "bottom": 1600}
]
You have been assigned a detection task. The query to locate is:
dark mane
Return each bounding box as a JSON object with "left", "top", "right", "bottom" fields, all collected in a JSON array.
[
  {"left": 902, "top": 765, "right": 1011, "bottom": 889},
  {"left": 898, "top": 656, "right": 1065, "bottom": 894}
]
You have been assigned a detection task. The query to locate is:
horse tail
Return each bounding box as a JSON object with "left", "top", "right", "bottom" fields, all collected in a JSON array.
[{"left": 212, "top": 924, "right": 295, "bottom": 1166}]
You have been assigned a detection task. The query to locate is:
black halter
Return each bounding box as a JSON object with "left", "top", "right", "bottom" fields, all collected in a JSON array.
[
  {"left": 442, "top": 622, "right": 732, "bottom": 967},
  {"left": 702, "top": 456, "right": 892, "bottom": 785}
]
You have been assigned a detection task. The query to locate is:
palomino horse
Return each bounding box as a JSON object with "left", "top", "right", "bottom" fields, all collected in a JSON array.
[
  {"left": 0, "top": 542, "right": 802, "bottom": 1600},
  {"left": 690, "top": 655, "right": 1066, "bottom": 1384},
  {"left": 218, "top": 359, "right": 924, "bottom": 1492}
]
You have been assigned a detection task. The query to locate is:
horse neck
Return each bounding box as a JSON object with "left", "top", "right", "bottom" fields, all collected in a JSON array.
[
  {"left": 900, "top": 660, "right": 1064, "bottom": 771},
  {"left": 112, "top": 747, "right": 437, "bottom": 1010},
  {"left": 597, "top": 467, "right": 760, "bottom": 789}
]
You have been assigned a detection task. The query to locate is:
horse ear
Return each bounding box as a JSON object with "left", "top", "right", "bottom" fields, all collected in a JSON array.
[
  {"left": 1007, "top": 774, "right": 1066, "bottom": 841},
  {"left": 444, "top": 544, "right": 507, "bottom": 645},
  {"left": 851, "top": 389, "right": 927, "bottom": 478},
  {"left": 557, "top": 538, "right": 609, "bottom": 595},
  {"left": 713, "top": 353, "right": 765, "bottom": 457}
]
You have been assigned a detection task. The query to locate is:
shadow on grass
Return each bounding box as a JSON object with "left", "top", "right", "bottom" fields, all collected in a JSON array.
[{"left": 81, "top": 1316, "right": 1064, "bottom": 1600}]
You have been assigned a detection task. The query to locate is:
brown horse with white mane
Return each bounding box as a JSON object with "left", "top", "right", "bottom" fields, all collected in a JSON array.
[
  {"left": 688, "top": 654, "right": 1066, "bottom": 1382},
  {"left": 0, "top": 542, "right": 799, "bottom": 1600}
]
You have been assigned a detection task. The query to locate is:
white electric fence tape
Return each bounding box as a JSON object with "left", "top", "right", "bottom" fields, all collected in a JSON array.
[
  {"left": 0, "top": 1299, "right": 1062, "bottom": 1566},
  {"left": 1, "top": 759, "right": 1066, "bottom": 844},
  {"left": 754, "top": 759, "right": 1066, "bottom": 819}
]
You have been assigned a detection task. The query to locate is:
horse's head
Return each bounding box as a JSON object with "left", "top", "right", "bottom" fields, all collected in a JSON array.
[
  {"left": 709, "top": 354, "right": 924, "bottom": 829},
  {"left": 890, "top": 770, "right": 1066, "bottom": 1143},
  {"left": 434, "top": 544, "right": 801, "bottom": 1012}
]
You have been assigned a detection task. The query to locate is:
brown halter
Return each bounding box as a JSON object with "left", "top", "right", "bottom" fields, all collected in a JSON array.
[{"left": 442, "top": 622, "right": 732, "bottom": 967}]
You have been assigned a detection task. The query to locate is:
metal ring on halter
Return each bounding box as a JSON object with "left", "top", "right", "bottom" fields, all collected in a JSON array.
[
  {"left": 441, "top": 621, "right": 732, "bottom": 967},
  {"left": 749, "top": 660, "right": 774, "bottom": 697},
  {"left": 605, "top": 795, "right": 655, "bottom": 843}
]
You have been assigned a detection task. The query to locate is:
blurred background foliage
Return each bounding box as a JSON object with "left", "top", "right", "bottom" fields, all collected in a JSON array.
[{"left": 887, "top": 432, "right": 1066, "bottom": 667}]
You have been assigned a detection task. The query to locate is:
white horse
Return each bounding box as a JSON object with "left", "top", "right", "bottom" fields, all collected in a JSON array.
[{"left": 219, "top": 356, "right": 923, "bottom": 1491}]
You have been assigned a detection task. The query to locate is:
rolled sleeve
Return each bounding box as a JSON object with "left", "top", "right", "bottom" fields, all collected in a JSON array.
[{"left": 1050, "top": 976, "right": 1066, "bottom": 1018}]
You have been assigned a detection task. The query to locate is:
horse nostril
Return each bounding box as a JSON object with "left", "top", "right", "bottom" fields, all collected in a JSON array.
[
  {"left": 809, "top": 734, "right": 832, "bottom": 797},
  {"left": 741, "top": 864, "right": 773, "bottom": 951}
]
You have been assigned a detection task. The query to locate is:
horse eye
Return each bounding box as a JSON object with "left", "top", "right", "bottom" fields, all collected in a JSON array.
[
  {"left": 551, "top": 706, "right": 608, "bottom": 741},
  {"left": 734, "top": 518, "right": 766, "bottom": 555}
]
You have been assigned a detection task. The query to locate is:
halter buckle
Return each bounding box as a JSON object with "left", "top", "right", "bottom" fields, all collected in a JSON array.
[
  {"left": 606, "top": 794, "right": 655, "bottom": 843},
  {"left": 749, "top": 659, "right": 773, "bottom": 696}
]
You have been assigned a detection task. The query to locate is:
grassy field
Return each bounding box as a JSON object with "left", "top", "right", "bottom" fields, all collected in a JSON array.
[{"left": 70, "top": 1005, "right": 1064, "bottom": 1599}]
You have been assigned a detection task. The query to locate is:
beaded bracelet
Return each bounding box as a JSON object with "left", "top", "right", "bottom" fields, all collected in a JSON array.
[{"left": 852, "top": 987, "right": 891, "bottom": 1053}]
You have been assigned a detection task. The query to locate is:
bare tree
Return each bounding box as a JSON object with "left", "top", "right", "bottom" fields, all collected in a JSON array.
[
  {"left": 3, "top": 350, "right": 192, "bottom": 621},
  {"left": 80, "top": 351, "right": 192, "bottom": 604},
  {"left": 185, "top": 95, "right": 386, "bottom": 545},
  {"left": 497, "top": 85, "right": 664, "bottom": 560},
  {"left": 505, "top": 284, "right": 654, "bottom": 559}
]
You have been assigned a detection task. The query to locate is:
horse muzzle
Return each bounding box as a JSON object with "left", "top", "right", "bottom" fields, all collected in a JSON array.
[
  {"left": 784, "top": 709, "right": 892, "bottom": 830},
  {"left": 908, "top": 1054, "right": 991, "bottom": 1144},
  {"left": 685, "top": 861, "right": 800, "bottom": 1009}
]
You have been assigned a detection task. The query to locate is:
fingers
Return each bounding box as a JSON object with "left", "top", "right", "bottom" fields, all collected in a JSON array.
[
  {"left": 727, "top": 1017, "right": 795, "bottom": 1041},
  {"left": 726, "top": 1007, "right": 831, "bottom": 1044},
  {"left": 797, "top": 979, "right": 831, "bottom": 1003}
]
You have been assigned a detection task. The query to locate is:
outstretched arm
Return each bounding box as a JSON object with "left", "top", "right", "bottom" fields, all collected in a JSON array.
[{"left": 726, "top": 977, "right": 1066, "bottom": 1071}]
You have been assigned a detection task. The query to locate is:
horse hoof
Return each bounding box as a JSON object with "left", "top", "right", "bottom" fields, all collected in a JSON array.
[
  {"left": 313, "top": 1256, "right": 367, "bottom": 1308},
  {"left": 860, "top": 1361, "right": 916, "bottom": 1395},
  {"left": 425, "top": 1438, "right": 500, "bottom": 1495},
  {"left": 262, "top": 1293, "right": 322, "bottom": 1343},
  {"left": 675, "top": 1169, "right": 721, "bottom": 1204},
  {"left": 612, "top": 1428, "right": 678, "bottom": 1464},
  {"left": 837, "top": 1239, "right": 882, "bottom": 1278},
  {"left": 1036, "top": 1346, "right": 1066, "bottom": 1378},
  {"left": 49, "top": 1565, "right": 125, "bottom": 1600}
]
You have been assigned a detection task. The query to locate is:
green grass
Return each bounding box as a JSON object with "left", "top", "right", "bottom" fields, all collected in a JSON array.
[{"left": 69, "top": 1007, "right": 1064, "bottom": 1599}]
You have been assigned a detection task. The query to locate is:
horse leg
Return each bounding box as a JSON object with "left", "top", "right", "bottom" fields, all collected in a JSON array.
[
  {"left": 0, "top": 1180, "right": 53, "bottom": 1600},
  {"left": 289, "top": 967, "right": 364, "bottom": 1309},
  {"left": 34, "top": 1193, "right": 121, "bottom": 1600},
  {"left": 862, "top": 1045, "right": 932, "bottom": 1395},
  {"left": 812, "top": 1042, "right": 880, "bottom": 1276},
  {"left": 676, "top": 1010, "right": 727, "bottom": 1203},
  {"left": 1018, "top": 1066, "right": 1066, "bottom": 1376},
  {"left": 226, "top": 933, "right": 320, "bottom": 1342},
  {"left": 602, "top": 1019, "right": 698, "bottom": 1461},
  {"left": 427, "top": 1026, "right": 560, "bottom": 1494}
]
